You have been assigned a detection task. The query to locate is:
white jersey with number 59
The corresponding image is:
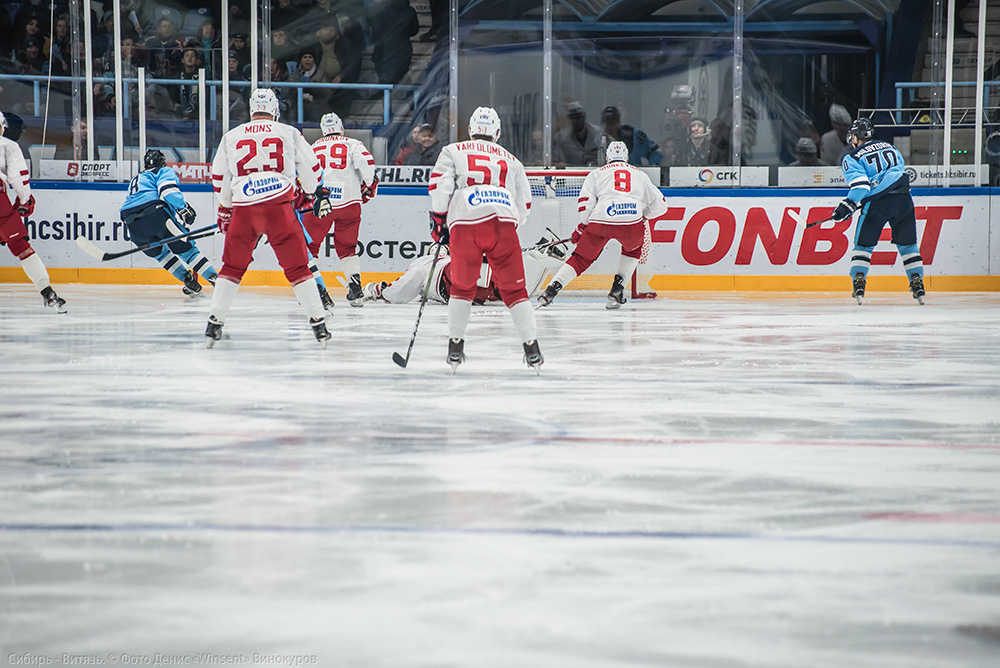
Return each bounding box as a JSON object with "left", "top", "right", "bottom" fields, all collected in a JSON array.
[
  {"left": 212, "top": 120, "right": 321, "bottom": 207},
  {"left": 578, "top": 162, "right": 667, "bottom": 226},
  {"left": 311, "top": 135, "right": 376, "bottom": 209},
  {"left": 428, "top": 139, "right": 531, "bottom": 228}
]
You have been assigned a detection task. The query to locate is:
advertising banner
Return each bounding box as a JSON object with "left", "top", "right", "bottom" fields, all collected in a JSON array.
[
  {"left": 2, "top": 187, "right": 995, "bottom": 279},
  {"left": 670, "top": 166, "right": 768, "bottom": 188},
  {"left": 38, "top": 160, "right": 132, "bottom": 182}
]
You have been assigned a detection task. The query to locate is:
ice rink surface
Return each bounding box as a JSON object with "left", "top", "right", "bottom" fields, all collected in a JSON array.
[{"left": 1, "top": 284, "right": 999, "bottom": 667}]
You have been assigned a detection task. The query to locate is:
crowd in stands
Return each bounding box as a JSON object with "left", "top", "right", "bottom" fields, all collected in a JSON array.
[{"left": 0, "top": 0, "right": 419, "bottom": 124}]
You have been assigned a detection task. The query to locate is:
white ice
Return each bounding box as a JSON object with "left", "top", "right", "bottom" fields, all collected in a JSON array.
[{"left": 1, "top": 284, "right": 999, "bottom": 667}]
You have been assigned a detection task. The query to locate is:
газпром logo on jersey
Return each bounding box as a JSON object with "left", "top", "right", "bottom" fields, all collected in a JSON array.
[
  {"left": 606, "top": 202, "right": 638, "bottom": 217},
  {"left": 467, "top": 187, "right": 511, "bottom": 207},
  {"left": 243, "top": 175, "right": 283, "bottom": 197}
]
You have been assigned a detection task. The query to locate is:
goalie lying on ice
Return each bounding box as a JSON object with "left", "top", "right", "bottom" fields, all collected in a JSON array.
[{"left": 362, "top": 244, "right": 565, "bottom": 305}]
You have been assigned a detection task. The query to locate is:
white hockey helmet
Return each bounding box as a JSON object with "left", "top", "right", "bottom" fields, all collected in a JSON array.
[
  {"left": 468, "top": 106, "right": 501, "bottom": 141},
  {"left": 320, "top": 112, "right": 343, "bottom": 136},
  {"left": 248, "top": 88, "right": 280, "bottom": 121},
  {"left": 606, "top": 140, "right": 629, "bottom": 163},
  {"left": 0, "top": 111, "right": 6, "bottom": 136}
]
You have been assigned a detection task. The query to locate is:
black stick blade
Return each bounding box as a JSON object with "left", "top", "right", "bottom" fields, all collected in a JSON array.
[{"left": 392, "top": 352, "right": 408, "bottom": 368}]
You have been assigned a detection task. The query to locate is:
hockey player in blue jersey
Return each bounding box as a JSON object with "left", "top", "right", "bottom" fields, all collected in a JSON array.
[
  {"left": 120, "top": 149, "right": 218, "bottom": 296},
  {"left": 832, "top": 118, "right": 925, "bottom": 305}
]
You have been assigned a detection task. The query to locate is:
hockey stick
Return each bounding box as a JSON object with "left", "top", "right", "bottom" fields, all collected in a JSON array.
[
  {"left": 392, "top": 237, "right": 446, "bottom": 369},
  {"left": 525, "top": 237, "right": 572, "bottom": 252},
  {"left": 788, "top": 209, "right": 835, "bottom": 229},
  {"left": 75, "top": 224, "right": 216, "bottom": 262}
]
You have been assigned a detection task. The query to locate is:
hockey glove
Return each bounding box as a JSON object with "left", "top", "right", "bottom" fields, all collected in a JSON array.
[
  {"left": 17, "top": 195, "right": 35, "bottom": 217},
  {"left": 361, "top": 178, "right": 379, "bottom": 204},
  {"left": 217, "top": 206, "right": 233, "bottom": 233},
  {"left": 831, "top": 198, "right": 858, "bottom": 223},
  {"left": 570, "top": 223, "right": 587, "bottom": 244},
  {"left": 313, "top": 186, "right": 333, "bottom": 218},
  {"left": 178, "top": 203, "right": 197, "bottom": 226},
  {"left": 429, "top": 211, "right": 449, "bottom": 244}
]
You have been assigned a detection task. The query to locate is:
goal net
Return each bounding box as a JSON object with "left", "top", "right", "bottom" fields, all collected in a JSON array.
[{"left": 522, "top": 170, "right": 656, "bottom": 299}]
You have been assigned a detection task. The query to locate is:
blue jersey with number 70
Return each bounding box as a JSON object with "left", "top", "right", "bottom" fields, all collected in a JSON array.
[{"left": 841, "top": 140, "right": 908, "bottom": 205}]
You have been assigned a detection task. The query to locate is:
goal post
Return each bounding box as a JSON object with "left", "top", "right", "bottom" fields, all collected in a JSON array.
[{"left": 523, "top": 169, "right": 656, "bottom": 299}]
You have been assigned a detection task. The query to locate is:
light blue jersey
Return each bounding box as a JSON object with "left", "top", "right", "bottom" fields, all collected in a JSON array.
[
  {"left": 121, "top": 167, "right": 186, "bottom": 214},
  {"left": 841, "top": 140, "right": 908, "bottom": 205}
]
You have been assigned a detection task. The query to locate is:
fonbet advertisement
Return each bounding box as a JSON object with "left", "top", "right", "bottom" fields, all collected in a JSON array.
[{"left": 2, "top": 187, "right": 995, "bottom": 278}]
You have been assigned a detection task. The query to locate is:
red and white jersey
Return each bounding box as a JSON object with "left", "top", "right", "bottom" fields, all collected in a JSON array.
[
  {"left": 311, "top": 135, "right": 376, "bottom": 210},
  {"left": 211, "top": 119, "right": 321, "bottom": 208},
  {"left": 578, "top": 162, "right": 666, "bottom": 226},
  {"left": 0, "top": 137, "right": 31, "bottom": 205},
  {"left": 428, "top": 139, "right": 531, "bottom": 228}
]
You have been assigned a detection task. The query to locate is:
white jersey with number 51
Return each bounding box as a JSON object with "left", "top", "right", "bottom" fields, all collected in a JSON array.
[
  {"left": 311, "top": 135, "right": 376, "bottom": 209},
  {"left": 428, "top": 139, "right": 531, "bottom": 228},
  {"left": 578, "top": 162, "right": 667, "bottom": 227},
  {"left": 212, "top": 120, "right": 321, "bottom": 207}
]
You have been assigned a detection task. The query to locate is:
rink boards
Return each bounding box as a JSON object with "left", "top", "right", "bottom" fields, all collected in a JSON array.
[{"left": 2, "top": 183, "right": 999, "bottom": 292}]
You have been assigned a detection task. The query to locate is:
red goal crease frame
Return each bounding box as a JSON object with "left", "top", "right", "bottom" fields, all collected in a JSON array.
[{"left": 524, "top": 169, "right": 657, "bottom": 299}]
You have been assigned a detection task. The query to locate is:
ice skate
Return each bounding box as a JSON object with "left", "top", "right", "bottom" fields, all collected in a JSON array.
[
  {"left": 182, "top": 270, "right": 203, "bottom": 297},
  {"left": 909, "top": 274, "right": 925, "bottom": 305},
  {"left": 319, "top": 286, "right": 335, "bottom": 311},
  {"left": 606, "top": 274, "right": 627, "bottom": 310},
  {"left": 447, "top": 338, "right": 466, "bottom": 373},
  {"left": 522, "top": 340, "right": 543, "bottom": 374},
  {"left": 205, "top": 316, "right": 224, "bottom": 348},
  {"left": 347, "top": 275, "right": 364, "bottom": 307},
  {"left": 310, "top": 317, "right": 332, "bottom": 348},
  {"left": 536, "top": 281, "right": 562, "bottom": 308},
  {"left": 40, "top": 286, "right": 67, "bottom": 313},
  {"left": 852, "top": 272, "right": 866, "bottom": 305},
  {"left": 363, "top": 281, "right": 388, "bottom": 302}
]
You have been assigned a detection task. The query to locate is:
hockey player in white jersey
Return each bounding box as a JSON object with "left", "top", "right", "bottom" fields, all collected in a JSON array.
[
  {"left": 537, "top": 140, "right": 667, "bottom": 309},
  {"left": 363, "top": 244, "right": 564, "bottom": 305},
  {"left": 428, "top": 106, "right": 542, "bottom": 372},
  {"left": 0, "top": 110, "right": 67, "bottom": 312},
  {"left": 300, "top": 111, "right": 378, "bottom": 306},
  {"left": 205, "top": 88, "right": 334, "bottom": 348}
]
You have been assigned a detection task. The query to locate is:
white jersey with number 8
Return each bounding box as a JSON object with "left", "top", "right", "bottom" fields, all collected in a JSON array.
[
  {"left": 311, "top": 135, "right": 376, "bottom": 209},
  {"left": 212, "top": 120, "right": 321, "bottom": 207},
  {"left": 428, "top": 139, "right": 531, "bottom": 228},
  {"left": 578, "top": 162, "right": 666, "bottom": 226}
]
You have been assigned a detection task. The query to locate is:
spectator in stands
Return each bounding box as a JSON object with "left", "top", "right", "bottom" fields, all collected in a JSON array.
[
  {"left": 421, "top": 0, "right": 446, "bottom": 42},
  {"left": 228, "top": 32, "right": 250, "bottom": 74},
  {"left": 271, "top": 28, "right": 299, "bottom": 71},
  {"left": 268, "top": 58, "right": 294, "bottom": 119},
  {"left": 192, "top": 21, "right": 222, "bottom": 79},
  {"left": 403, "top": 123, "right": 442, "bottom": 166},
  {"left": 92, "top": 11, "right": 118, "bottom": 61},
  {"left": 45, "top": 16, "right": 71, "bottom": 77},
  {"left": 101, "top": 36, "right": 141, "bottom": 81},
  {"left": 13, "top": 13, "right": 47, "bottom": 59},
  {"left": 314, "top": 19, "right": 363, "bottom": 118},
  {"left": 144, "top": 17, "right": 183, "bottom": 78},
  {"left": 369, "top": 0, "right": 419, "bottom": 85},
  {"left": 17, "top": 37, "right": 47, "bottom": 75},
  {"left": 293, "top": 46, "right": 325, "bottom": 122},
  {"left": 393, "top": 123, "right": 423, "bottom": 165},
  {"left": 821, "top": 104, "right": 852, "bottom": 166},
  {"left": 552, "top": 101, "right": 601, "bottom": 166},
  {"left": 171, "top": 47, "right": 202, "bottom": 118},
  {"left": 54, "top": 118, "right": 87, "bottom": 160},
  {"left": 225, "top": 51, "right": 249, "bottom": 122},
  {"left": 789, "top": 137, "right": 829, "bottom": 166},
  {"left": 271, "top": 0, "right": 302, "bottom": 32},
  {"left": 601, "top": 105, "right": 662, "bottom": 166},
  {"left": 683, "top": 117, "right": 710, "bottom": 166},
  {"left": 799, "top": 119, "right": 821, "bottom": 154}
]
